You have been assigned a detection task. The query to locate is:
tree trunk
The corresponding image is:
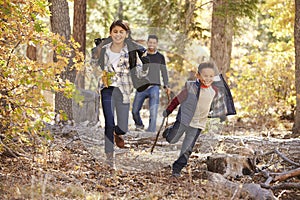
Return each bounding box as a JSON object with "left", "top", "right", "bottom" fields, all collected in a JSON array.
[
  {"left": 210, "top": 0, "right": 233, "bottom": 77},
  {"left": 73, "top": 0, "right": 86, "bottom": 56},
  {"left": 26, "top": 45, "right": 37, "bottom": 61},
  {"left": 49, "top": 0, "right": 71, "bottom": 41},
  {"left": 293, "top": 0, "right": 300, "bottom": 136},
  {"left": 73, "top": 0, "right": 86, "bottom": 89},
  {"left": 49, "top": 0, "right": 75, "bottom": 121},
  {"left": 118, "top": 0, "right": 123, "bottom": 20}
]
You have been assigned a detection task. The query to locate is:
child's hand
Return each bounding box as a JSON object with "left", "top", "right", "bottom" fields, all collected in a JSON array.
[
  {"left": 102, "top": 70, "right": 115, "bottom": 87},
  {"left": 106, "top": 71, "right": 116, "bottom": 86},
  {"left": 102, "top": 70, "right": 108, "bottom": 87},
  {"left": 162, "top": 110, "right": 169, "bottom": 117}
]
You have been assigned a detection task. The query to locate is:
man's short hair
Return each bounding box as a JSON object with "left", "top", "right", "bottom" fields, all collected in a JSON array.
[{"left": 148, "top": 34, "right": 158, "bottom": 41}]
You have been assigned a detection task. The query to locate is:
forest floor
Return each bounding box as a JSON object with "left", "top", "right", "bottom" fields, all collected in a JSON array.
[{"left": 1, "top": 115, "right": 300, "bottom": 199}]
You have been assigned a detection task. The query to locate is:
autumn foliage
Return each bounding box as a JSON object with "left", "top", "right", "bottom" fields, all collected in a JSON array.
[
  {"left": 228, "top": 0, "right": 295, "bottom": 128},
  {"left": 0, "top": 0, "right": 83, "bottom": 152}
]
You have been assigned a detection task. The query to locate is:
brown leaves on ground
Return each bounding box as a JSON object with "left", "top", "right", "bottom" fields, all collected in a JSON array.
[
  {"left": 0, "top": 140, "right": 199, "bottom": 199},
  {"left": 0, "top": 125, "right": 299, "bottom": 200},
  {"left": 0, "top": 135, "right": 237, "bottom": 200}
]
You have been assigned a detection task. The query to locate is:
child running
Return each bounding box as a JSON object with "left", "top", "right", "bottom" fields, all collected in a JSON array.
[{"left": 162, "top": 61, "right": 236, "bottom": 177}]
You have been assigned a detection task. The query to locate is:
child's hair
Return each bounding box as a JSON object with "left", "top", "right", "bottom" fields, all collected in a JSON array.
[
  {"left": 109, "top": 19, "right": 130, "bottom": 33},
  {"left": 197, "top": 62, "right": 217, "bottom": 75}
]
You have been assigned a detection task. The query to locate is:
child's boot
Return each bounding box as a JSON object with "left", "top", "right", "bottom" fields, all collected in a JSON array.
[{"left": 172, "top": 168, "right": 181, "bottom": 177}]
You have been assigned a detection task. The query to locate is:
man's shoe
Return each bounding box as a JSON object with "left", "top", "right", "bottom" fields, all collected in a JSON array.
[
  {"left": 114, "top": 133, "right": 125, "bottom": 148},
  {"left": 135, "top": 124, "right": 144, "bottom": 131}
]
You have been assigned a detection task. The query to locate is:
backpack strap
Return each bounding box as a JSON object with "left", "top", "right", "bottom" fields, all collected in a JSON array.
[
  {"left": 99, "top": 47, "right": 106, "bottom": 70},
  {"left": 126, "top": 40, "right": 137, "bottom": 70},
  {"left": 128, "top": 49, "right": 137, "bottom": 70}
]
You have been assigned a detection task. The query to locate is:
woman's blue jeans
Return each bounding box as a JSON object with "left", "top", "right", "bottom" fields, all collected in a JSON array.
[
  {"left": 132, "top": 85, "right": 160, "bottom": 132},
  {"left": 101, "top": 87, "right": 129, "bottom": 153}
]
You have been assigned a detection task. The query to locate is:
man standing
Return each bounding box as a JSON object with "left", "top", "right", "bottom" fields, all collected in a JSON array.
[{"left": 132, "top": 35, "right": 170, "bottom": 132}]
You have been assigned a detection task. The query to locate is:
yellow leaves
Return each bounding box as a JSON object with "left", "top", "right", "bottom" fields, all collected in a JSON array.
[
  {"left": 74, "top": 165, "right": 81, "bottom": 171},
  {"left": 1, "top": 0, "right": 83, "bottom": 153},
  {"left": 260, "top": 0, "right": 294, "bottom": 39},
  {"left": 28, "top": 0, "right": 51, "bottom": 18},
  {"left": 231, "top": 44, "right": 295, "bottom": 120}
]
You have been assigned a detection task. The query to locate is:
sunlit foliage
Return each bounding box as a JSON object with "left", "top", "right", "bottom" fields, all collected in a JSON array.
[
  {"left": 230, "top": 0, "right": 295, "bottom": 125},
  {"left": 0, "top": 0, "right": 83, "bottom": 152}
]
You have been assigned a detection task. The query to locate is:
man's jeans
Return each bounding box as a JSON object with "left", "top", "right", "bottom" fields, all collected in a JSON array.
[
  {"left": 163, "top": 120, "right": 201, "bottom": 173},
  {"left": 101, "top": 87, "right": 129, "bottom": 153},
  {"left": 132, "top": 85, "right": 160, "bottom": 132}
]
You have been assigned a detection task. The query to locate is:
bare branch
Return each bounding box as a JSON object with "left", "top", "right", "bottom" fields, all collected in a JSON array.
[
  {"left": 6, "top": 40, "right": 21, "bottom": 67},
  {"left": 271, "top": 183, "right": 300, "bottom": 190},
  {"left": 0, "top": 138, "right": 18, "bottom": 158},
  {"left": 274, "top": 167, "right": 300, "bottom": 182},
  {"left": 274, "top": 148, "right": 300, "bottom": 167},
  {"left": 197, "top": 1, "right": 213, "bottom": 9},
  {"left": 261, "top": 182, "right": 300, "bottom": 190}
]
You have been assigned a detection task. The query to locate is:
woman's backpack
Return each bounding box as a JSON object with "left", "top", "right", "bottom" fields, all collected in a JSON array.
[{"left": 127, "top": 42, "right": 151, "bottom": 92}]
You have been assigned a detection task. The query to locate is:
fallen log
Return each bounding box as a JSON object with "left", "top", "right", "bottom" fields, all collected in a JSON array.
[
  {"left": 206, "top": 154, "right": 254, "bottom": 178},
  {"left": 274, "top": 167, "right": 300, "bottom": 182},
  {"left": 261, "top": 182, "right": 300, "bottom": 190},
  {"left": 204, "top": 171, "right": 276, "bottom": 200}
]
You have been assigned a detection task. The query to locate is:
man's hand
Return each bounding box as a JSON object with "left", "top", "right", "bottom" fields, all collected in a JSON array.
[
  {"left": 165, "top": 87, "right": 171, "bottom": 96},
  {"left": 220, "top": 115, "right": 227, "bottom": 122}
]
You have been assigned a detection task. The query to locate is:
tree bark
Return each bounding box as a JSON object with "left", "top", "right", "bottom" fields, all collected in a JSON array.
[
  {"left": 49, "top": 0, "right": 75, "bottom": 120},
  {"left": 73, "top": 0, "right": 86, "bottom": 56},
  {"left": 210, "top": 0, "right": 233, "bottom": 77},
  {"left": 118, "top": 0, "right": 123, "bottom": 20},
  {"left": 293, "top": 0, "right": 300, "bottom": 136},
  {"left": 26, "top": 45, "right": 37, "bottom": 61},
  {"left": 274, "top": 167, "right": 300, "bottom": 182},
  {"left": 49, "top": 0, "right": 71, "bottom": 40},
  {"left": 73, "top": 0, "right": 86, "bottom": 89}
]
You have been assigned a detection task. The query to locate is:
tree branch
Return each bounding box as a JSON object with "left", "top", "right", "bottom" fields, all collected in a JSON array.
[
  {"left": 6, "top": 40, "right": 21, "bottom": 67},
  {"left": 274, "top": 167, "right": 300, "bottom": 182},
  {"left": 261, "top": 182, "right": 300, "bottom": 190},
  {"left": 274, "top": 148, "right": 300, "bottom": 167},
  {"left": 0, "top": 138, "right": 18, "bottom": 158}
]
